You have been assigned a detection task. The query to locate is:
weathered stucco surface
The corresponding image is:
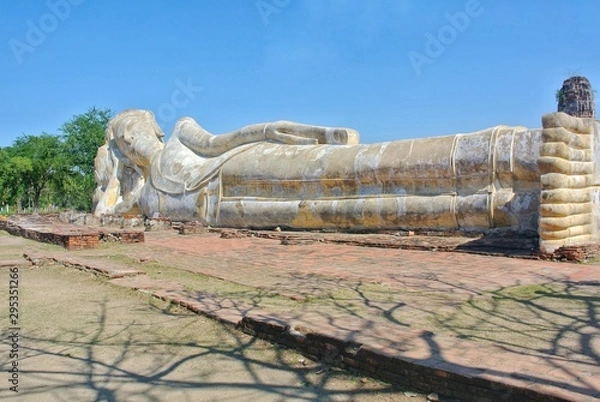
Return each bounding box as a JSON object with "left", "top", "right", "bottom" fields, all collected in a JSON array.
[
  {"left": 539, "top": 113, "right": 600, "bottom": 252},
  {"left": 93, "top": 109, "right": 600, "bottom": 252},
  {"left": 212, "top": 126, "right": 542, "bottom": 232}
]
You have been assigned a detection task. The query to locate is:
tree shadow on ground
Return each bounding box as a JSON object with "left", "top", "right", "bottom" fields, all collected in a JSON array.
[
  {"left": 3, "top": 297, "right": 408, "bottom": 402},
  {"left": 264, "top": 271, "right": 599, "bottom": 399},
  {"left": 428, "top": 280, "right": 600, "bottom": 397}
]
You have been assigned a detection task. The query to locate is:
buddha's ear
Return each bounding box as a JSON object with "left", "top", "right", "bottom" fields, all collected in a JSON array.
[{"left": 105, "top": 120, "right": 115, "bottom": 143}]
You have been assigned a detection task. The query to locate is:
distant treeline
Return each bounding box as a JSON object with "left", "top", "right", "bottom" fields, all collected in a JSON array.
[{"left": 0, "top": 107, "right": 112, "bottom": 214}]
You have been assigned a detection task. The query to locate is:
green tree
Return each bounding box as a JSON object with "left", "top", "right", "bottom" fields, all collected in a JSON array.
[
  {"left": 1, "top": 107, "right": 112, "bottom": 213},
  {"left": 0, "top": 147, "right": 15, "bottom": 212},
  {"left": 10, "top": 134, "right": 68, "bottom": 212},
  {"left": 1, "top": 145, "right": 35, "bottom": 213},
  {"left": 5, "top": 155, "right": 33, "bottom": 213},
  {"left": 60, "top": 107, "right": 112, "bottom": 210}
]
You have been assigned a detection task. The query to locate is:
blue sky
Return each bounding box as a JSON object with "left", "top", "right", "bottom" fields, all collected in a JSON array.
[{"left": 1, "top": 0, "right": 598, "bottom": 147}]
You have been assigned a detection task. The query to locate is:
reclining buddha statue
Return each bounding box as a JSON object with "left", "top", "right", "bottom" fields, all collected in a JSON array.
[{"left": 93, "top": 109, "right": 600, "bottom": 253}]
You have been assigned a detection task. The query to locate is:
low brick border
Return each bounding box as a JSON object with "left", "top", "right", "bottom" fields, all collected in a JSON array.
[
  {"left": 237, "top": 319, "right": 580, "bottom": 402},
  {"left": 24, "top": 253, "right": 145, "bottom": 279},
  {"left": 216, "top": 228, "right": 597, "bottom": 262}
]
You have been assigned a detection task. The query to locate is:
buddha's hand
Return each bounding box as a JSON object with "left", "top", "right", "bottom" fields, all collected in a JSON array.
[
  {"left": 324, "top": 128, "right": 360, "bottom": 145},
  {"left": 265, "top": 125, "right": 319, "bottom": 145}
]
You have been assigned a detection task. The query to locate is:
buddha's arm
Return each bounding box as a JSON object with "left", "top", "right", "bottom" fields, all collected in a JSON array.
[
  {"left": 93, "top": 146, "right": 144, "bottom": 216},
  {"left": 94, "top": 171, "right": 145, "bottom": 216},
  {"left": 93, "top": 175, "right": 121, "bottom": 215},
  {"left": 175, "top": 118, "right": 359, "bottom": 157},
  {"left": 263, "top": 121, "right": 360, "bottom": 145}
]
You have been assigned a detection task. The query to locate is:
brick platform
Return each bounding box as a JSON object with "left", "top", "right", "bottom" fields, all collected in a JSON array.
[{"left": 0, "top": 215, "right": 143, "bottom": 250}]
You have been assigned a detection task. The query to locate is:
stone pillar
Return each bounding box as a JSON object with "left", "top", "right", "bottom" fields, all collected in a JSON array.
[{"left": 557, "top": 76, "right": 595, "bottom": 118}]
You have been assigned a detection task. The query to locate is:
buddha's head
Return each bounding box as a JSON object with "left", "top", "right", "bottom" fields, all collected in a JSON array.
[{"left": 107, "top": 109, "right": 164, "bottom": 174}]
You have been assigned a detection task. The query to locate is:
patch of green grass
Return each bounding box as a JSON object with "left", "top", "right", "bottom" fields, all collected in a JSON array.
[
  {"left": 491, "top": 283, "right": 559, "bottom": 301},
  {"left": 584, "top": 255, "right": 600, "bottom": 265}
]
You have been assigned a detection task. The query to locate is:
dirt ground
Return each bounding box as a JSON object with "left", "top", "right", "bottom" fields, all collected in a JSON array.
[{"left": 0, "top": 232, "right": 427, "bottom": 402}]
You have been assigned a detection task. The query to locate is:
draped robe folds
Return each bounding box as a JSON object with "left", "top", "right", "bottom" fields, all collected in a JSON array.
[{"left": 140, "top": 125, "right": 543, "bottom": 232}]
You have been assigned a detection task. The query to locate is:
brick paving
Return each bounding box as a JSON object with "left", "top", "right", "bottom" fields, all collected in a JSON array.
[
  {"left": 138, "top": 231, "right": 600, "bottom": 401},
  {"left": 6, "top": 223, "right": 600, "bottom": 401},
  {"left": 143, "top": 231, "right": 598, "bottom": 298}
]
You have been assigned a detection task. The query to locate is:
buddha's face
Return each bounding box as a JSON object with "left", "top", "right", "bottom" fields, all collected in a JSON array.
[{"left": 112, "top": 110, "right": 164, "bottom": 170}]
